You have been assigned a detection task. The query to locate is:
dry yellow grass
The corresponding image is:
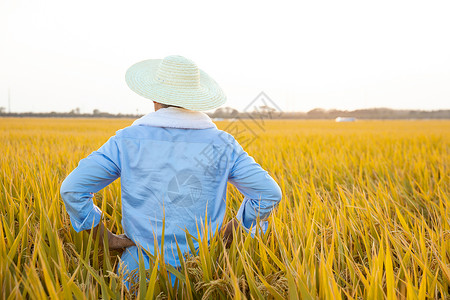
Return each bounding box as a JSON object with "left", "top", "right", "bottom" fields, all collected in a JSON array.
[{"left": 0, "top": 118, "right": 449, "bottom": 299}]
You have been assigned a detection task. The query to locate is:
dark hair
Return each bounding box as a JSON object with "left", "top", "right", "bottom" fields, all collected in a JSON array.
[{"left": 159, "top": 103, "right": 183, "bottom": 109}]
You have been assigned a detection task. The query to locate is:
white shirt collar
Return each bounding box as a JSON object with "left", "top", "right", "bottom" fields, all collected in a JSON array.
[{"left": 132, "top": 107, "right": 217, "bottom": 129}]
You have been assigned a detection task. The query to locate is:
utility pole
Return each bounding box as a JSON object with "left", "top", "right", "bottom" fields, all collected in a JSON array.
[{"left": 8, "top": 88, "right": 11, "bottom": 113}]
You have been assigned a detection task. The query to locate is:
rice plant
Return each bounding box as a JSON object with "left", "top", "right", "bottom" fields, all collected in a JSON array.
[{"left": 0, "top": 118, "right": 448, "bottom": 299}]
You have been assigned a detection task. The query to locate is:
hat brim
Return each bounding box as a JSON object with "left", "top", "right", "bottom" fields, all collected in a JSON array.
[{"left": 125, "top": 59, "right": 226, "bottom": 111}]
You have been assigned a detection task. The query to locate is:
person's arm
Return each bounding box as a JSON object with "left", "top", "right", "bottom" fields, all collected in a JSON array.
[
  {"left": 227, "top": 140, "right": 282, "bottom": 236},
  {"left": 60, "top": 135, "right": 134, "bottom": 249}
]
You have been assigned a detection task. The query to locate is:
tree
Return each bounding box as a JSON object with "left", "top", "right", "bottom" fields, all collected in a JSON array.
[
  {"left": 69, "top": 107, "right": 81, "bottom": 115},
  {"left": 213, "top": 107, "right": 238, "bottom": 118},
  {"left": 256, "top": 105, "right": 276, "bottom": 115},
  {"left": 307, "top": 108, "right": 326, "bottom": 116}
]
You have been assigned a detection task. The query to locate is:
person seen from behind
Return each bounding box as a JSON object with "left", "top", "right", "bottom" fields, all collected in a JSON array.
[{"left": 60, "top": 55, "right": 283, "bottom": 286}]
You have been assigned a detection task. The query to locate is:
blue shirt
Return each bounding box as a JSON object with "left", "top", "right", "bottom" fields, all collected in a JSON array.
[{"left": 60, "top": 117, "right": 282, "bottom": 271}]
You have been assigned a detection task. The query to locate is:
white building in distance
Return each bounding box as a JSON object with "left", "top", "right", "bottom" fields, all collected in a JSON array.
[{"left": 335, "top": 117, "right": 356, "bottom": 122}]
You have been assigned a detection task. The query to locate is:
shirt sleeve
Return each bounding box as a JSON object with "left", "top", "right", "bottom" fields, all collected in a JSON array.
[
  {"left": 228, "top": 139, "right": 282, "bottom": 236},
  {"left": 60, "top": 135, "right": 121, "bottom": 232}
]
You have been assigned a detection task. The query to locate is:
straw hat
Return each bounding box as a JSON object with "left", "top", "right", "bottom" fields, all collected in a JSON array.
[{"left": 125, "top": 55, "right": 226, "bottom": 111}]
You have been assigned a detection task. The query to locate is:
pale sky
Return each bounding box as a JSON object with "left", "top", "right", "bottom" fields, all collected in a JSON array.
[{"left": 0, "top": 0, "right": 449, "bottom": 114}]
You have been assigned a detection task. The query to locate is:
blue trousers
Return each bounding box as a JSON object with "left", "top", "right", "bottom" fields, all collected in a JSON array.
[{"left": 117, "top": 246, "right": 179, "bottom": 289}]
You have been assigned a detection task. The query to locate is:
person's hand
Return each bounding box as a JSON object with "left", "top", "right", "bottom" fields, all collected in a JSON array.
[
  {"left": 220, "top": 219, "right": 240, "bottom": 248},
  {"left": 108, "top": 230, "right": 136, "bottom": 250},
  {"left": 106, "top": 231, "right": 136, "bottom": 250},
  {"left": 87, "top": 223, "right": 136, "bottom": 250}
]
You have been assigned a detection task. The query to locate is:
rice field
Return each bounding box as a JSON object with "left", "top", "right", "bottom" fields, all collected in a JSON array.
[{"left": 0, "top": 118, "right": 449, "bottom": 299}]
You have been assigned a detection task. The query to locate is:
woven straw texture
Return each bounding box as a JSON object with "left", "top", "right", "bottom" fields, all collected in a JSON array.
[{"left": 125, "top": 55, "right": 226, "bottom": 111}]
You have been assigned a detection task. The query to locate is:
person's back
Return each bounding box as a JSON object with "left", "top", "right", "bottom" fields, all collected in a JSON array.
[{"left": 60, "top": 55, "right": 282, "bottom": 287}]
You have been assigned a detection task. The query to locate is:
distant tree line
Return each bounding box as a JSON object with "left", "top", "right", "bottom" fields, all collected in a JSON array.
[
  {"left": 0, "top": 107, "right": 143, "bottom": 118},
  {"left": 210, "top": 107, "right": 450, "bottom": 120},
  {"left": 0, "top": 106, "right": 449, "bottom": 119}
]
